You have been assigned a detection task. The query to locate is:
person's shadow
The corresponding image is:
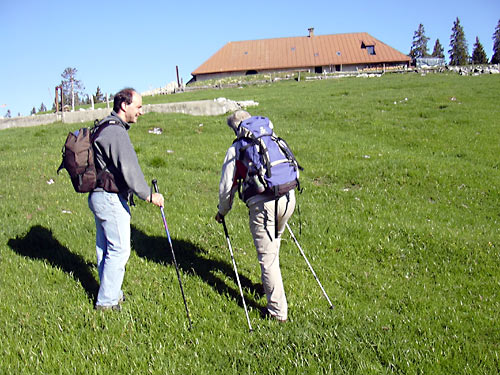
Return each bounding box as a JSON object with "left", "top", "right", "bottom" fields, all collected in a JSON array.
[
  {"left": 6, "top": 224, "right": 265, "bottom": 313},
  {"left": 7, "top": 225, "right": 99, "bottom": 303},
  {"left": 131, "top": 225, "right": 265, "bottom": 311}
]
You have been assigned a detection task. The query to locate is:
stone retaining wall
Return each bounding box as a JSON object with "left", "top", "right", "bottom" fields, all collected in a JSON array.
[{"left": 0, "top": 99, "right": 258, "bottom": 131}]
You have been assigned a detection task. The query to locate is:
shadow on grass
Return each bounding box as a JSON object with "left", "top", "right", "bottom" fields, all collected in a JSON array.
[
  {"left": 131, "top": 225, "right": 265, "bottom": 311},
  {"left": 7, "top": 225, "right": 98, "bottom": 303}
]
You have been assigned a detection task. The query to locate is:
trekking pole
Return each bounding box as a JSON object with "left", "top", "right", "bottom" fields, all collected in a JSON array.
[
  {"left": 152, "top": 179, "right": 192, "bottom": 330},
  {"left": 286, "top": 223, "right": 334, "bottom": 309},
  {"left": 221, "top": 217, "right": 253, "bottom": 332}
]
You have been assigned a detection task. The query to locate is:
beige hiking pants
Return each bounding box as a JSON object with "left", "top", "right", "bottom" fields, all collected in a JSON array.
[{"left": 248, "top": 190, "right": 296, "bottom": 320}]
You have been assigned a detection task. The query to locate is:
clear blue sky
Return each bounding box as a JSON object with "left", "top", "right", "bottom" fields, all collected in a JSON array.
[{"left": 1, "top": 0, "right": 498, "bottom": 117}]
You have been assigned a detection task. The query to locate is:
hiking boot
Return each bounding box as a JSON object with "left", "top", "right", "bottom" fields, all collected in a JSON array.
[
  {"left": 118, "top": 293, "right": 126, "bottom": 304},
  {"left": 270, "top": 314, "right": 287, "bottom": 323},
  {"left": 260, "top": 307, "right": 287, "bottom": 323},
  {"left": 95, "top": 304, "right": 121, "bottom": 312}
]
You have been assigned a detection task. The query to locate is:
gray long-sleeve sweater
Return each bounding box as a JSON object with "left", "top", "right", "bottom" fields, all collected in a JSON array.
[{"left": 93, "top": 112, "right": 150, "bottom": 201}]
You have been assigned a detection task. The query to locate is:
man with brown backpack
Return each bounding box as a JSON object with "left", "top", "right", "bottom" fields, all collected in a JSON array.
[{"left": 88, "top": 88, "right": 163, "bottom": 311}]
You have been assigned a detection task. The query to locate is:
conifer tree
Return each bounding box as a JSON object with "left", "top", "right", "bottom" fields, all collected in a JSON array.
[
  {"left": 409, "top": 23, "right": 430, "bottom": 59},
  {"left": 449, "top": 17, "right": 469, "bottom": 65},
  {"left": 491, "top": 19, "right": 500, "bottom": 64},
  {"left": 94, "top": 86, "right": 104, "bottom": 103},
  {"left": 431, "top": 39, "right": 445, "bottom": 58},
  {"left": 471, "top": 37, "right": 488, "bottom": 64}
]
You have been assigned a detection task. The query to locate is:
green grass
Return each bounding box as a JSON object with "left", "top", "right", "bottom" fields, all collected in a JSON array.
[{"left": 0, "top": 73, "right": 499, "bottom": 374}]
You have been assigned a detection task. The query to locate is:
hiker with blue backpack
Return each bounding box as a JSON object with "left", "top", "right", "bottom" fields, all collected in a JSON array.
[{"left": 215, "top": 110, "right": 302, "bottom": 323}]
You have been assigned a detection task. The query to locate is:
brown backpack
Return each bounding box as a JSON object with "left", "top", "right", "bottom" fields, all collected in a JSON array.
[{"left": 57, "top": 119, "right": 113, "bottom": 193}]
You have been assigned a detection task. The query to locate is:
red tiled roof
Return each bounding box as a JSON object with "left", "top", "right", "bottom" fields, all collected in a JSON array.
[{"left": 192, "top": 32, "right": 410, "bottom": 75}]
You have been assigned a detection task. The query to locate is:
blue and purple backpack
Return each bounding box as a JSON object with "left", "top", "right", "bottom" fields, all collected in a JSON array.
[{"left": 234, "top": 116, "right": 302, "bottom": 202}]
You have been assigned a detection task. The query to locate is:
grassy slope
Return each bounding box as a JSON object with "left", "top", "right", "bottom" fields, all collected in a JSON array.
[{"left": 0, "top": 73, "right": 498, "bottom": 374}]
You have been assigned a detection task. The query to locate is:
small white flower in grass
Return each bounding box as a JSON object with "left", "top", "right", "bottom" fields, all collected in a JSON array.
[
  {"left": 166, "top": 150, "right": 174, "bottom": 154},
  {"left": 148, "top": 127, "right": 163, "bottom": 135},
  {"left": 62, "top": 210, "right": 72, "bottom": 214},
  {"left": 47, "top": 179, "right": 54, "bottom": 185}
]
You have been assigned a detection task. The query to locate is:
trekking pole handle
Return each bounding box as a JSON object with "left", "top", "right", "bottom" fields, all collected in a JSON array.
[{"left": 152, "top": 179, "right": 159, "bottom": 193}]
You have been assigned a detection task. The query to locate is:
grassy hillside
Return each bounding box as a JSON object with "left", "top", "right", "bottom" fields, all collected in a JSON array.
[{"left": 0, "top": 73, "right": 499, "bottom": 374}]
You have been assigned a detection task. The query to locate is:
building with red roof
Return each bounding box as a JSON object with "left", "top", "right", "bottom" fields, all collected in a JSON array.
[{"left": 191, "top": 28, "right": 411, "bottom": 82}]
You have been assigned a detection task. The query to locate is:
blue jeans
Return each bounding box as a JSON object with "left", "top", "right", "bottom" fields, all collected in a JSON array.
[{"left": 88, "top": 191, "right": 131, "bottom": 307}]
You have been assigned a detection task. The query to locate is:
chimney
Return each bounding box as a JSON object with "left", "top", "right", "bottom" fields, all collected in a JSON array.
[{"left": 308, "top": 28, "right": 314, "bottom": 37}]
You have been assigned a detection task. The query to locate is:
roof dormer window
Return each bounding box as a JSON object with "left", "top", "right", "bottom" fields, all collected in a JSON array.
[{"left": 361, "top": 41, "right": 376, "bottom": 55}]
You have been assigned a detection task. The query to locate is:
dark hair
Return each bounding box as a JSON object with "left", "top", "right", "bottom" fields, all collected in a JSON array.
[{"left": 113, "top": 88, "right": 136, "bottom": 113}]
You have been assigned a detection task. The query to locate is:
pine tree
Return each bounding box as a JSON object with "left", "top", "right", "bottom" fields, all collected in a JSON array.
[
  {"left": 431, "top": 39, "right": 445, "bottom": 58},
  {"left": 471, "top": 37, "right": 488, "bottom": 64},
  {"left": 491, "top": 19, "right": 500, "bottom": 64},
  {"left": 449, "top": 17, "right": 469, "bottom": 65},
  {"left": 5, "top": 109, "right": 11, "bottom": 118},
  {"left": 31, "top": 107, "right": 36, "bottom": 115},
  {"left": 409, "top": 23, "right": 430, "bottom": 59},
  {"left": 94, "top": 86, "right": 104, "bottom": 103},
  {"left": 38, "top": 102, "right": 47, "bottom": 113}
]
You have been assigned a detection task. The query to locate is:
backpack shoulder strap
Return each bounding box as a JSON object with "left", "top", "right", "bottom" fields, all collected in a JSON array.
[
  {"left": 91, "top": 118, "right": 119, "bottom": 140},
  {"left": 233, "top": 136, "right": 255, "bottom": 160}
]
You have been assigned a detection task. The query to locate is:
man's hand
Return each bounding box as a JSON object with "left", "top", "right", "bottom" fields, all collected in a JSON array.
[
  {"left": 147, "top": 192, "right": 164, "bottom": 207},
  {"left": 215, "top": 212, "right": 224, "bottom": 223}
]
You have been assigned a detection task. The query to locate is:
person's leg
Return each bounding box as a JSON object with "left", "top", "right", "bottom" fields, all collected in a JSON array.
[
  {"left": 89, "top": 192, "right": 131, "bottom": 307},
  {"left": 89, "top": 194, "right": 106, "bottom": 282},
  {"left": 249, "top": 194, "right": 295, "bottom": 321},
  {"left": 276, "top": 191, "right": 296, "bottom": 237}
]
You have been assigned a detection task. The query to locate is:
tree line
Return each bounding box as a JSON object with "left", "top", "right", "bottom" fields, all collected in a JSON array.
[
  {"left": 53, "top": 67, "right": 111, "bottom": 112},
  {"left": 3, "top": 67, "right": 112, "bottom": 118},
  {"left": 410, "top": 18, "right": 500, "bottom": 65}
]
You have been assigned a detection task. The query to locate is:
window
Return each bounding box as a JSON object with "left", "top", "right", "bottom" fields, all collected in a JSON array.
[{"left": 361, "top": 42, "right": 376, "bottom": 55}]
